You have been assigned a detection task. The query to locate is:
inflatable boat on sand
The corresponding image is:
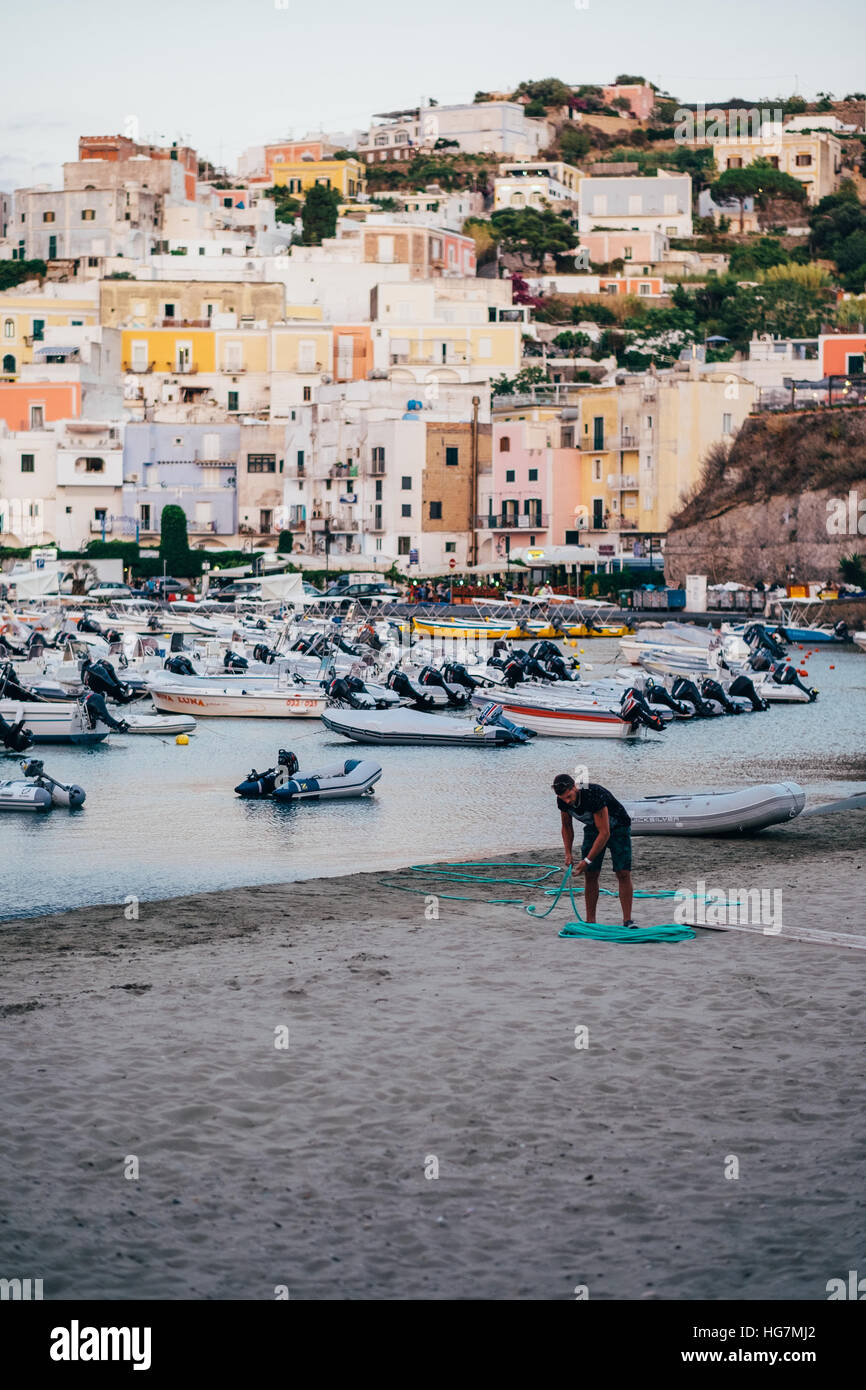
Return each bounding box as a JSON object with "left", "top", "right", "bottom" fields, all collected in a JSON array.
[{"left": 624, "top": 782, "right": 805, "bottom": 835}]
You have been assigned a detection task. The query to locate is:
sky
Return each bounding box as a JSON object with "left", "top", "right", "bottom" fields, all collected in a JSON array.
[{"left": 2, "top": 0, "right": 865, "bottom": 190}]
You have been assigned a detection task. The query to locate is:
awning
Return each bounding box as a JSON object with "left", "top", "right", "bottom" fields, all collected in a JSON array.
[
  {"left": 509, "top": 544, "right": 602, "bottom": 566},
  {"left": 34, "top": 344, "right": 78, "bottom": 357}
]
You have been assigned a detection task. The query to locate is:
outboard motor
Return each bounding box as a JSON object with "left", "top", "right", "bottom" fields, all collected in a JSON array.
[
  {"left": 642, "top": 678, "right": 690, "bottom": 716},
  {"left": 671, "top": 675, "right": 717, "bottom": 717},
  {"left": 82, "top": 658, "right": 141, "bottom": 705},
  {"left": 502, "top": 657, "right": 529, "bottom": 687},
  {"left": 76, "top": 614, "right": 103, "bottom": 636},
  {"left": 235, "top": 749, "right": 299, "bottom": 798},
  {"left": 82, "top": 690, "right": 129, "bottom": 733},
  {"left": 21, "top": 759, "right": 85, "bottom": 808},
  {"left": 748, "top": 649, "right": 771, "bottom": 672},
  {"left": 528, "top": 640, "right": 561, "bottom": 664},
  {"left": 523, "top": 656, "right": 555, "bottom": 683},
  {"left": 744, "top": 623, "right": 786, "bottom": 661},
  {"left": 701, "top": 677, "right": 743, "bottom": 715},
  {"left": 224, "top": 649, "right": 248, "bottom": 673},
  {"left": 771, "top": 661, "right": 818, "bottom": 701},
  {"left": 385, "top": 669, "right": 435, "bottom": 710},
  {"left": 620, "top": 688, "right": 666, "bottom": 732},
  {"left": 475, "top": 701, "right": 535, "bottom": 744},
  {"left": 442, "top": 661, "right": 479, "bottom": 691},
  {"left": 327, "top": 676, "right": 368, "bottom": 710},
  {"left": 834, "top": 620, "right": 849, "bottom": 641},
  {"left": 543, "top": 654, "right": 576, "bottom": 681},
  {"left": 357, "top": 623, "right": 384, "bottom": 652},
  {"left": 164, "top": 653, "right": 196, "bottom": 676},
  {"left": 252, "top": 643, "right": 278, "bottom": 665},
  {"left": 728, "top": 674, "right": 770, "bottom": 712},
  {"left": 417, "top": 665, "right": 469, "bottom": 707},
  {"left": 170, "top": 632, "right": 186, "bottom": 653},
  {"left": 0, "top": 711, "right": 33, "bottom": 753}
]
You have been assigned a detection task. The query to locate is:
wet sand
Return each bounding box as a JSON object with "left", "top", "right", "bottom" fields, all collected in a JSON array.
[{"left": 1, "top": 811, "right": 864, "bottom": 1300}]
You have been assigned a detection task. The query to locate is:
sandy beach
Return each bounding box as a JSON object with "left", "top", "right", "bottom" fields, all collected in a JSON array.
[{"left": 1, "top": 809, "right": 864, "bottom": 1301}]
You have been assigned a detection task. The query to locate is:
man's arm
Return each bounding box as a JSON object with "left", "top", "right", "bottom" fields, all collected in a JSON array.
[
  {"left": 560, "top": 810, "right": 574, "bottom": 866},
  {"left": 576, "top": 807, "right": 610, "bottom": 872}
]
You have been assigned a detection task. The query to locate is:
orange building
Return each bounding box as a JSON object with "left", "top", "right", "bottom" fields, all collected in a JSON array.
[
  {"left": 821, "top": 334, "right": 866, "bottom": 377},
  {"left": 332, "top": 325, "right": 374, "bottom": 381},
  {"left": 0, "top": 382, "right": 80, "bottom": 431}
]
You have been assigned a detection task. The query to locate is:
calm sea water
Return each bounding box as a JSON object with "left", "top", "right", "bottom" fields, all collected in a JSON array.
[{"left": 1, "top": 641, "right": 863, "bottom": 921}]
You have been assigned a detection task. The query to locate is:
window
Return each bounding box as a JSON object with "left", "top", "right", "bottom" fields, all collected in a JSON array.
[
  {"left": 638, "top": 283, "right": 651, "bottom": 296},
  {"left": 224, "top": 342, "right": 243, "bottom": 372},
  {"left": 397, "top": 536, "right": 411, "bottom": 556},
  {"left": 375, "top": 480, "right": 383, "bottom": 500},
  {"left": 795, "top": 153, "right": 812, "bottom": 167},
  {"left": 445, "top": 447, "right": 459, "bottom": 467},
  {"left": 445, "top": 541, "right": 456, "bottom": 553},
  {"left": 561, "top": 426, "right": 574, "bottom": 448},
  {"left": 623, "top": 246, "right": 632, "bottom": 260},
  {"left": 628, "top": 195, "right": 642, "bottom": 215},
  {"left": 401, "top": 503, "right": 412, "bottom": 517},
  {"left": 593, "top": 459, "right": 602, "bottom": 482},
  {"left": 3, "top": 320, "right": 13, "bottom": 338},
  {"left": 315, "top": 177, "right": 331, "bottom": 188},
  {"left": 32, "top": 319, "right": 44, "bottom": 342},
  {"left": 131, "top": 340, "right": 149, "bottom": 372},
  {"left": 43, "top": 211, "right": 55, "bottom": 223},
  {"left": 726, "top": 157, "right": 743, "bottom": 170},
  {"left": 227, "top": 391, "right": 239, "bottom": 412},
  {"left": 401, "top": 475, "right": 412, "bottom": 490},
  {"left": 722, "top": 413, "right": 732, "bottom": 435},
  {"left": 372, "top": 445, "right": 385, "bottom": 465},
  {"left": 593, "top": 416, "right": 604, "bottom": 450},
  {"left": 21, "top": 454, "right": 35, "bottom": 473},
  {"left": 30, "top": 405, "right": 44, "bottom": 429},
  {"left": 48, "top": 235, "right": 57, "bottom": 259},
  {"left": 297, "top": 450, "right": 305, "bottom": 470},
  {"left": 2, "top": 354, "right": 15, "bottom": 373},
  {"left": 499, "top": 436, "right": 511, "bottom": 452},
  {"left": 298, "top": 339, "right": 316, "bottom": 372},
  {"left": 429, "top": 501, "right": 442, "bottom": 519},
  {"left": 506, "top": 469, "right": 515, "bottom": 482},
  {"left": 164, "top": 303, "right": 175, "bottom": 319},
  {"left": 248, "top": 454, "right": 276, "bottom": 473},
  {"left": 846, "top": 354, "right": 864, "bottom": 375},
  {"left": 303, "top": 386, "right": 311, "bottom": 401},
  {"left": 646, "top": 415, "right": 653, "bottom": 429},
  {"left": 377, "top": 235, "right": 395, "bottom": 264},
  {"left": 81, "top": 209, "right": 96, "bottom": 221},
  {"left": 140, "top": 504, "right": 151, "bottom": 530},
  {"left": 528, "top": 468, "right": 538, "bottom": 481}
]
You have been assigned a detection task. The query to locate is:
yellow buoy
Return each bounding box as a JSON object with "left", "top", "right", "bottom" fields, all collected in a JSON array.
[{"left": 176, "top": 734, "right": 189, "bottom": 745}]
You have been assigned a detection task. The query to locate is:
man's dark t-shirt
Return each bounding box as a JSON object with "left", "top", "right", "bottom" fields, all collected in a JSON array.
[{"left": 557, "top": 783, "right": 631, "bottom": 830}]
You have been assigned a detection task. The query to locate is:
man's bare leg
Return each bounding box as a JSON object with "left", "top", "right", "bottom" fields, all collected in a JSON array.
[
  {"left": 584, "top": 870, "right": 601, "bottom": 922},
  {"left": 616, "top": 869, "right": 633, "bottom": 924}
]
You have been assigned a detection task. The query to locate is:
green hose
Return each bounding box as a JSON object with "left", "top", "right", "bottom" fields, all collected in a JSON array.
[{"left": 380, "top": 862, "right": 696, "bottom": 944}]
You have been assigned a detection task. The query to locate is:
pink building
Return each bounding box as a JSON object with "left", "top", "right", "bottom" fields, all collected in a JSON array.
[
  {"left": 601, "top": 83, "right": 655, "bottom": 121},
  {"left": 479, "top": 420, "right": 588, "bottom": 563},
  {"left": 579, "top": 229, "right": 667, "bottom": 266}
]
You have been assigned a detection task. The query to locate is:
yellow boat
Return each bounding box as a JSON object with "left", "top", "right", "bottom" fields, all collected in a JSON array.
[
  {"left": 565, "top": 622, "right": 633, "bottom": 639},
  {"left": 412, "top": 615, "right": 523, "bottom": 640}
]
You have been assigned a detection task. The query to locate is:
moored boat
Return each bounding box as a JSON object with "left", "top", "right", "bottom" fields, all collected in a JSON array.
[
  {"left": 149, "top": 683, "right": 327, "bottom": 718},
  {"left": 624, "top": 782, "right": 805, "bottom": 835}
]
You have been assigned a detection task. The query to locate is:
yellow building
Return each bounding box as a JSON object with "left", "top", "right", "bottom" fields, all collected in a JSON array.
[
  {"left": 709, "top": 129, "right": 841, "bottom": 205},
  {"left": 388, "top": 322, "right": 521, "bottom": 381},
  {"left": 271, "top": 157, "right": 366, "bottom": 200},
  {"left": 0, "top": 293, "right": 98, "bottom": 377},
  {"left": 121, "top": 328, "right": 217, "bottom": 374}
]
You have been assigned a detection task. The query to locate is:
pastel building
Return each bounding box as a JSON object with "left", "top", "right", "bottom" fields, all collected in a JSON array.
[
  {"left": 600, "top": 83, "right": 656, "bottom": 120},
  {"left": 271, "top": 157, "right": 366, "bottom": 200},
  {"left": 0, "top": 290, "right": 99, "bottom": 376},
  {"left": 578, "top": 174, "right": 693, "bottom": 239},
  {"left": 820, "top": 334, "right": 866, "bottom": 377},
  {"left": 493, "top": 160, "right": 582, "bottom": 211},
  {"left": 121, "top": 422, "right": 240, "bottom": 544},
  {"left": 0, "top": 426, "right": 57, "bottom": 545},
  {"left": 708, "top": 127, "right": 841, "bottom": 205},
  {"left": 53, "top": 418, "right": 125, "bottom": 551}
]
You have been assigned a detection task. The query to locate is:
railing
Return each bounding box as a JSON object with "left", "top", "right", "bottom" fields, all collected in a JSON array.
[
  {"left": 391, "top": 350, "right": 470, "bottom": 366},
  {"left": 606, "top": 435, "right": 639, "bottom": 452},
  {"left": 366, "top": 463, "right": 386, "bottom": 476},
  {"left": 475, "top": 513, "right": 549, "bottom": 529},
  {"left": 580, "top": 436, "right": 608, "bottom": 452},
  {"left": 188, "top": 520, "right": 217, "bottom": 533},
  {"left": 90, "top": 520, "right": 113, "bottom": 533},
  {"left": 162, "top": 318, "right": 211, "bottom": 328},
  {"left": 288, "top": 518, "right": 306, "bottom": 531},
  {"left": 328, "top": 466, "right": 359, "bottom": 479},
  {"left": 606, "top": 473, "right": 639, "bottom": 489}
]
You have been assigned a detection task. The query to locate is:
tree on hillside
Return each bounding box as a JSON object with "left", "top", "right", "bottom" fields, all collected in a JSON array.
[
  {"left": 462, "top": 217, "right": 499, "bottom": 266},
  {"left": 558, "top": 125, "right": 591, "bottom": 163},
  {"left": 614, "top": 74, "right": 646, "bottom": 85},
  {"left": 711, "top": 162, "right": 807, "bottom": 232},
  {"left": 511, "top": 78, "right": 574, "bottom": 110},
  {"left": 0, "top": 259, "right": 47, "bottom": 292},
  {"left": 265, "top": 185, "right": 301, "bottom": 224},
  {"left": 809, "top": 183, "right": 866, "bottom": 292},
  {"left": 490, "top": 207, "right": 577, "bottom": 269},
  {"left": 301, "top": 184, "right": 341, "bottom": 245}
]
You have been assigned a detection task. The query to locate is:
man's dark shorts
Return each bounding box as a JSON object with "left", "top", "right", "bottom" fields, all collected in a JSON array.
[{"left": 582, "top": 824, "right": 632, "bottom": 872}]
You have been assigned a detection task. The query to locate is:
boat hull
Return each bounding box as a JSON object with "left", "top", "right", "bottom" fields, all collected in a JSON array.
[
  {"left": 474, "top": 693, "right": 638, "bottom": 739},
  {"left": 0, "top": 700, "right": 108, "bottom": 745},
  {"left": 150, "top": 686, "right": 326, "bottom": 718},
  {"left": 322, "top": 708, "right": 523, "bottom": 746},
  {"left": 624, "top": 782, "right": 805, "bottom": 835}
]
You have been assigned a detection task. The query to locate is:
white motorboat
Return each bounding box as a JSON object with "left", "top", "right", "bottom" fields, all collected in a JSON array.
[
  {"left": 624, "top": 783, "right": 805, "bottom": 835},
  {"left": 0, "top": 699, "right": 108, "bottom": 745},
  {"left": 321, "top": 705, "right": 533, "bottom": 747},
  {"left": 122, "top": 712, "right": 198, "bottom": 735},
  {"left": 468, "top": 688, "right": 656, "bottom": 739},
  {"left": 854, "top": 632, "right": 866, "bottom": 653},
  {"left": 149, "top": 683, "right": 327, "bottom": 718},
  {"left": 620, "top": 622, "right": 749, "bottom": 666}
]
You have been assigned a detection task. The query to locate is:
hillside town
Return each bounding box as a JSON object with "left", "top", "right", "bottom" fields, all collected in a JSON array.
[{"left": 2, "top": 78, "right": 865, "bottom": 594}]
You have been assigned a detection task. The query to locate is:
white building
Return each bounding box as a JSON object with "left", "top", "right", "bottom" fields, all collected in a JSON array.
[
  {"left": 494, "top": 161, "right": 581, "bottom": 212},
  {"left": 578, "top": 173, "right": 693, "bottom": 239}
]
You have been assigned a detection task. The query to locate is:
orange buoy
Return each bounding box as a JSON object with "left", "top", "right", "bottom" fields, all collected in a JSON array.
[{"left": 830, "top": 664, "right": 835, "bottom": 669}]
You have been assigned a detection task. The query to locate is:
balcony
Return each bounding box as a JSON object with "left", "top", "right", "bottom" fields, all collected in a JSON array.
[
  {"left": 366, "top": 462, "right": 386, "bottom": 477},
  {"left": 328, "top": 465, "right": 358, "bottom": 479},
  {"left": 476, "top": 513, "right": 549, "bottom": 530},
  {"left": 288, "top": 518, "right": 306, "bottom": 531},
  {"left": 188, "top": 520, "right": 217, "bottom": 534},
  {"left": 606, "top": 473, "right": 639, "bottom": 490},
  {"left": 580, "top": 436, "right": 609, "bottom": 452},
  {"left": 90, "top": 519, "right": 113, "bottom": 534},
  {"left": 309, "top": 516, "right": 360, "bottom": 533},
  {"left": 162, "top": 318, "right": 211, "bottom": 329},
  {"left": 607, "top": 435, "right": 639, "bottom": 452}
]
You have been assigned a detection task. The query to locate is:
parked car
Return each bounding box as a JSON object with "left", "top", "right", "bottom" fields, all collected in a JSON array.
[
  {"left": 324, "top": 581, "right": 399, "bottom": 600},
  {"left": 87, "top": 582, "right": 134, "bottom": 600},
  {"left": 144, "top": 576, "right": 195, "bottom": 598}
]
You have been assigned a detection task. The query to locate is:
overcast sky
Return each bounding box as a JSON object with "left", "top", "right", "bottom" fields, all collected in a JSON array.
[{"left": 3, "top": 0, "right": 864, "bottom": 190}]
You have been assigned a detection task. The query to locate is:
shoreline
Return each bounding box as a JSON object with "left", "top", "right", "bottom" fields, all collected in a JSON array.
[{"left": 1, "top": 813, "right": 864, "bottom": 1299}]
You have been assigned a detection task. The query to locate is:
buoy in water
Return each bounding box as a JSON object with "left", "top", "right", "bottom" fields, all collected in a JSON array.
[{"left": 176, "top": 734, "right": 189, "bottom": 745}]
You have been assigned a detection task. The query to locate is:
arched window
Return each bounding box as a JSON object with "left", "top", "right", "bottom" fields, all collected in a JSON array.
[
  {"left": 3, "top": 319, "right": 14, "bottom": 338},
  {"left": 2, "top": 354, "right": 16, "bottom": 374},
  {"left": 499, "top": 436, "right": 511, "bottom": 452}
]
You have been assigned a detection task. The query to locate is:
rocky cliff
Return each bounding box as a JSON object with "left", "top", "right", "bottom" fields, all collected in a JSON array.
[{"left": 664, "top": 407, "right": 866, "bottom": 586}]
